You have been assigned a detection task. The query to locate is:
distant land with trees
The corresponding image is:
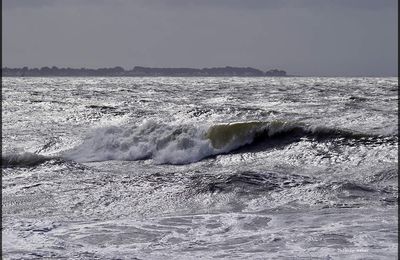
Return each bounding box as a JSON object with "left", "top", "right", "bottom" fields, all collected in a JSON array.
[{"left": 2, "top": 66, "right": 288, "bottom": 77}]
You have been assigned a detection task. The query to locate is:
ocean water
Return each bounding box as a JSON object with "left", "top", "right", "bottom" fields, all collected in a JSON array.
[{"left": 2, "top": 77, "right": 398, "bottom": 259}]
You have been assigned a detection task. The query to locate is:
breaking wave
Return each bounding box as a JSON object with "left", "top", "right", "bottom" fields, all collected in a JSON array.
[
  {"left": 2, "top": 152, "right": 54, "bottom": 168},
  {"left": 4, "top": 120, "right": 396, "bottom": 167},
  {"left": 62, "top": 119, "right": 396, "bottom": 165},
  {"left": 63, "top": 120, "right": 213, "bottom": 164}
]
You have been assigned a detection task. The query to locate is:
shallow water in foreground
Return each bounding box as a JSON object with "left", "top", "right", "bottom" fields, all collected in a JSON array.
[{"left": 2, "top": 77, "right": 398, "bottom": 259}]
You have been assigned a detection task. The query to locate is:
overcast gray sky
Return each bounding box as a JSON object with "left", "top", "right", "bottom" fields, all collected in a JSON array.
[{"left": 2, "top": 0, "right": 398, "bottom": 76}]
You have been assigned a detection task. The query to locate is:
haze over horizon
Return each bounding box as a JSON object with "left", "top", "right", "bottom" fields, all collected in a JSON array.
[{"left": 2, "top": 0, "right": 398, "bottom": 76}]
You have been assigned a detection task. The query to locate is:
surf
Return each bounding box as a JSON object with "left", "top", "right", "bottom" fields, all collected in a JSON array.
[
  {"left": 4, "top": 120, "right": 395, "bottom": 167},
  {"left": 1, "top": 152, "right": 56, "bottom": 168},
  {"left": 61, "top": 120, "right": 396, "bottom": 165}
]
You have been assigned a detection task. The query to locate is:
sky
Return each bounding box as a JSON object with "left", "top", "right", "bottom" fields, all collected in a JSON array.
[{"left": 2, "top": 0, "right": 398, "bottom": 76}]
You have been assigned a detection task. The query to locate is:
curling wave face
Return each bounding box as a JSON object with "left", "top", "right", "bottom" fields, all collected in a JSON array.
[{"left": 2, "top": 152, "right": 54, "bottom": 168}]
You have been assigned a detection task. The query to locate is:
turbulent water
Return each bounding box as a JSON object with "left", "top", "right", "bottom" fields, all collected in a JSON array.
[{"left": 2, "top": 77, "right": 398, "bottom": 259}]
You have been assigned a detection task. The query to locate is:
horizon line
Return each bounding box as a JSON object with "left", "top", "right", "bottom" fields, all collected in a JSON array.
[{"left": 2, "top": 66, "right": 397, "bottom": 77}]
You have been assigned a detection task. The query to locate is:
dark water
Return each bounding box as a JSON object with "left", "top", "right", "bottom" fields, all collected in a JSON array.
[{"left": 2, "top": 77, "right": 398, "bottom": 259}]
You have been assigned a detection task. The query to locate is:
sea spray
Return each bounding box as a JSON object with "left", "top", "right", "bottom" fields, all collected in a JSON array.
[
  {"left": 63, "top": 120, "right": 214, "bottom": 164},
  {"left": 62, "top": 120, "right": 395, "bottom": 165}
]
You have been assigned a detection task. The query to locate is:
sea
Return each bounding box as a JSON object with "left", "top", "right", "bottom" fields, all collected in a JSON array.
[{"left": 2, "top": 77, "right": 398, "bottom": 259}]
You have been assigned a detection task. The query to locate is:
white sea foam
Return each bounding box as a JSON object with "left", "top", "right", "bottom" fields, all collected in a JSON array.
[
  {"left": 62, "top": 119, "right": 394, "bottom": 165},
  {"left": 3, "top": 77, "right": 398, "bottom": 259},
  {"left": 63, "top": 120, "right": 219, "bottom": 164},
  {"left": 4, "top": 119, "right": 391, "bottom": 167}
]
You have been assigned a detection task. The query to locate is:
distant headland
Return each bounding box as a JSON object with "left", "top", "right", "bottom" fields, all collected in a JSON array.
[{"left": 2, "top": 66, "right": 288, "bottom": 77}]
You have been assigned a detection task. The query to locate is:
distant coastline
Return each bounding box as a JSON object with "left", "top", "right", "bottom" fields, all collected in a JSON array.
[{"left": 2, "top": 66, "right": 289, "bottom": 77}]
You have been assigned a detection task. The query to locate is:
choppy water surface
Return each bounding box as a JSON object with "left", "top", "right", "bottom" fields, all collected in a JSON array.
[{"left": 2, "top": 77, "right": 398, "bottom": 259}]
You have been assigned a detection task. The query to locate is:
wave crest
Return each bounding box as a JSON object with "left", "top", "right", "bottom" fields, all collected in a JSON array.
[
  {"left": 2, "top": 152, "right": 51, "bottom": 168},
  {"left": 63, "top": 120, "right": 213, "bottom": 164},
  {"left": 62, "top": 120, "right": 396, "bottom": 165}
]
